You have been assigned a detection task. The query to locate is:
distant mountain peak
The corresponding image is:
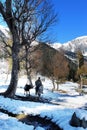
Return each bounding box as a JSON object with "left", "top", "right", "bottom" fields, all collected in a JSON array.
[
  {"left": 75, "top": 36, "right": 87, "bottom": 40},
  {"left": 52, "top": 36, "right": 87, "bottom": 55}
]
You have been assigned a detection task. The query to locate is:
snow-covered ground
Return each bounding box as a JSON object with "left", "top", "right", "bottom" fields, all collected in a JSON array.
[{"left": 0, "top": 74, "right": 87, "bottom": 130}]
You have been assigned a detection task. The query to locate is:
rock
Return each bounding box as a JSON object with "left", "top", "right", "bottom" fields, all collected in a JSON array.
[
  {"left": 70, "top": 112, "right": 81, "bottom": 127},
  {"left": 70, "top": 112, "right": 87, "bottom": 128},
  {"left": 82, "top": 117, "right": 87, "bottom": 129}
]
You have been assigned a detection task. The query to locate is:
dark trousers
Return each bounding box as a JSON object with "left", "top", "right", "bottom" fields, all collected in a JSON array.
[{"left": 35, "top": 86, "right": 39, "bottom": 95}]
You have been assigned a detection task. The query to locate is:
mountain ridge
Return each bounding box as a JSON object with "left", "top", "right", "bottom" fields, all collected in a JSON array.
[
  {"left": 52, "top": 36, "right": 87, "bottom": 55},
  {"left": 0, "top": 25, "right": 87, "bottom": 55}
]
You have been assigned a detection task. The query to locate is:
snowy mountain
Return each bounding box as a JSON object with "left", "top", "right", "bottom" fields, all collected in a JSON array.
[
  {"left": 52, "top": 36, "right": 87, "bottom": 55},
  {"left": 0, "top": 25, "right": 87, "bottom": 55}
]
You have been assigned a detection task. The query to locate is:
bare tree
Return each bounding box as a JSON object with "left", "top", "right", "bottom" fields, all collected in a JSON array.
[
  {"left": 76, "top": 50, "right": 84, "bottom": 69},
  {"left": 76, "top": 50, "right": 85, "bottom": 92},
  {"left": 22, "top": 44, "right": 39, "bottom": 85},
  {"left": 52, "top": 52, "right": 69, "bottom": 90},
  {"left": 77, "top": 63, "right": 87, "bottom": 91},
  {"left": 40, "top": 45, "right": 58, "bottom": 91},
  {"left": 42, "top": 50, "right": 69, "bottom": 91},
  {"left": 0, "top": 0, "right": 57, "bottom": 97}
]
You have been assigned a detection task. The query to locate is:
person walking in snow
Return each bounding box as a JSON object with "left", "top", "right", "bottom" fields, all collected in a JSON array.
[{"left": 35, "top": 77, "right": 43, "bottom": 96}]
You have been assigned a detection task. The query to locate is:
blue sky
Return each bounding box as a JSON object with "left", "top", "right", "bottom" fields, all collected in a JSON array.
[
  {"left": 52, "top": 0, "right": 87, "bottom": 43},
  {"left": 0, "top": 0, "right": 87, "bottom": 43}
]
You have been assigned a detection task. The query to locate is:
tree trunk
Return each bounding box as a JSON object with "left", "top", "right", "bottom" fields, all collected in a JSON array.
[
  {"left": 56, "top": 78, "right": 59, "bottom": 90},
  {"left": 79, "top": 75, "right": 83, "bottom": 95},
  {"left": 57, "top": 83, "right": 59, "bottom": 90},
  {"left": 25, "top": 46, "right": 33, "bottom": 85},
  {"left": 0, "top": 0, "right": 20, "bottom": 98},
  {"left": 51, "top": 77, "right": 55, "bottom": 92},
  {"left": 4, "top": 36, "right": 20, "bottom": 97},
  {"left": 26, "top": 60, "right": 32, "bottom": 85}
]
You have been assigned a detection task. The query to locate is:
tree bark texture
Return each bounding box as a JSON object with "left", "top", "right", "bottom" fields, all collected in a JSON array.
[{"left": 4, "top": 33, "right": 20, "bottom": 97}]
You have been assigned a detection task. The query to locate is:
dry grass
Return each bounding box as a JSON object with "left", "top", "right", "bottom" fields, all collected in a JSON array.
[
  {"left": 56, "top": 89, "right": 67, "bottom": 94},
  {"left": 16, "top": 114, "right": 27, "bottom": 120}
]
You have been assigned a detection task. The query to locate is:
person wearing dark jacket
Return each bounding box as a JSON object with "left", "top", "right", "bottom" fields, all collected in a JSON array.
[{"left": 35, "top": 77, "right": 42, "bottom": 95}]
